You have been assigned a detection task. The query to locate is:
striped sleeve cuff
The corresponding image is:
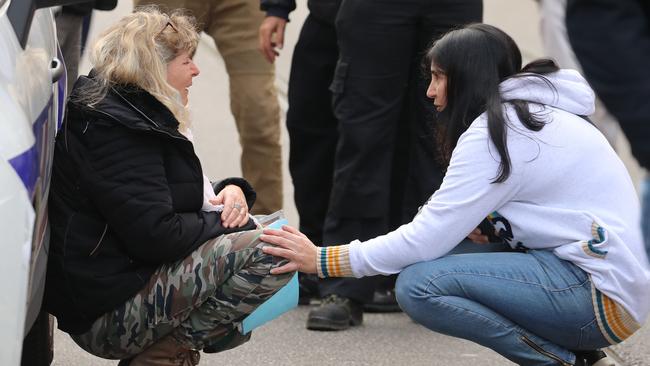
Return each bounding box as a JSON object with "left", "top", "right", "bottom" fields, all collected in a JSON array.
[
  {"left": 316, "top": 245, "right": 353, "bottom": 278},
  {"left": 592, "top": 283, "right": 641, "bottom": 344}
]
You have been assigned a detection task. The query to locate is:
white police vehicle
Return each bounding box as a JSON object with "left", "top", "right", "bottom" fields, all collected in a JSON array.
[{"left": 1, "top": 0, "right": 83, "bottom": 364}]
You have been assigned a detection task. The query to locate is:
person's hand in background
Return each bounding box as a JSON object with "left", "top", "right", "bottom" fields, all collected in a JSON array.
[{"left": 259, "top": 16, "right": 287, "bottom": 63}]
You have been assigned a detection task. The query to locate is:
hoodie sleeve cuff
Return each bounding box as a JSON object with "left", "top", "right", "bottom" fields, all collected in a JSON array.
[
  {"left": 265, "top": 7, "right": 290, "bottom": 21},
  {"left": 316, "top": 245, "right": 354, "bottom": 278}
]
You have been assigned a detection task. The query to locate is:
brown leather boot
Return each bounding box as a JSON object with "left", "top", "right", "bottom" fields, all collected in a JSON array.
[{"left": 128, "top": 334, "right": 200, "bottom": 366}]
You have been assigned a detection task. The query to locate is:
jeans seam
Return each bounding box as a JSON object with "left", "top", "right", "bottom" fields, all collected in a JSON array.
[
  {"left": 425, "top": 271, "right": 590, "bottom": 294},
  {"left": 430, "top": 294, "right": 514, "bottom": 330},
  {"left": 427, "top": 295, "right": 573, "bottom": 365}
]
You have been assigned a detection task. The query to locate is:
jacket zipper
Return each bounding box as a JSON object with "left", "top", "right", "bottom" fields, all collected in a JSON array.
[
  {"left": 112, "top": 87, "right": 190, "bottom": 141},
  {"left": 520, "top": 335, "right": 571, "bottom": 366},
  {"left": 93, "top": 109, "right": 187, "bottom": 142},
  {"left": 89, "top": 224, "right": 108, "bottom": 257}
]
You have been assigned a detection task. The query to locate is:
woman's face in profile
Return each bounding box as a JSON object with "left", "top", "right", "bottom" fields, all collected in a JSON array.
[
  {"left": 167, "top": 51, "right": 200, "bottom": 105},
  {"left": 426, "top": 63, "right": 447, "bottom": 112}
]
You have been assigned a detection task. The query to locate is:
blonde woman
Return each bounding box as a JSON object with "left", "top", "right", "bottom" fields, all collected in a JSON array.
[{"left": 44, "top": 8, "right": 292, "bottom": 366}]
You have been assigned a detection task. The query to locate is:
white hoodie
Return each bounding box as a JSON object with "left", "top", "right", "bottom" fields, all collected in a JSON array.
[{"left": 344, "top": 70, "right": 650, "bottom": 328}]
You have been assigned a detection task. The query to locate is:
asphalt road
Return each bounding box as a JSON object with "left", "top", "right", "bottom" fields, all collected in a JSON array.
[{"left": 53, "top": 1, "right": 648, "bottom": 365}]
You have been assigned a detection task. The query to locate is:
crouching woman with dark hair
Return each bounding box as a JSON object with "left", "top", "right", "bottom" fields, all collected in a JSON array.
[
  {"left": 261, "top": 23, "right": 650, "bottom": 366},
  {"left": 44, "top": 8, "right": 292, "bottom": 366}
]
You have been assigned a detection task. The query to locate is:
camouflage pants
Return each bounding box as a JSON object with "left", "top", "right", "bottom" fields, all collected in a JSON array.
[{"left": 71, "top": 228, "right": 292, "bottom": 359}]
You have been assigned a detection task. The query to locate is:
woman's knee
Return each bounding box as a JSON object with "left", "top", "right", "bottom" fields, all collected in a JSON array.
[
  {"left": 396, "top": 260, "right": 465, "bottom": 323},
  {"left": 395, "top": 262, "right": 435, "bottom": 315}
]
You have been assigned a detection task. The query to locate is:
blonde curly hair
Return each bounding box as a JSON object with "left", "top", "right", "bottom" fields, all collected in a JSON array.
[{"left": 81, "top": 6, "right": 199, "bottom": 130}]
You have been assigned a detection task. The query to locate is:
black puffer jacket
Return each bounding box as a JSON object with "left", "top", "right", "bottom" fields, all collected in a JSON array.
[{"left": 45, "top": 76, "right": 256, "bottom": 334}]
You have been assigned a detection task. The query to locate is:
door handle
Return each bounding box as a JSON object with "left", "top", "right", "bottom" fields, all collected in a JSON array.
[{"left": 50, "top": 57, "right": 64, "bottom": 83}]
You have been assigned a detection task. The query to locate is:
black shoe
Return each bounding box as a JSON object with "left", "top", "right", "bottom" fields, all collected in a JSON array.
[
  {"left": 117, "top": 359, "right": 131, "bottom": 366},
  {"left": 573, "top": 350, "right": 616, "bottom": 366},
  {"left": 363, "top": 288, "right": 401, "bottom": 313},
  {"left": 306, "top": 294, "right": 363, "bottom": 331},
  {"left": 202, "top": 329, "right": 251, "bottom": 354},
  {"left": 298, "top": 273, "right": 320, "bottom": 305}
]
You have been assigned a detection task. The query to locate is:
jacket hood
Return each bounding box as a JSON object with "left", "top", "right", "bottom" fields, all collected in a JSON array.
[
  {"left": 500, "top": 69, "right": 595, "bottom": 116},
  {"left": 70, "top": 75, "right": 182, "bottom": 135}
]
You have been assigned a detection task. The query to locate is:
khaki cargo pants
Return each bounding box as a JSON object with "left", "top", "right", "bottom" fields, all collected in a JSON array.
[
  {"left": 135, "top": 0, "right": 283, "bottom": 214},
  {"left": 71, "top": 229, "right": 292, "bottom": 359}
]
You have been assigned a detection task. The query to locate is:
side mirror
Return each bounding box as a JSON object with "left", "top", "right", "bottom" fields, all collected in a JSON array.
[{"left": 8, "top": 0, "right": 91, "bottom": 48}]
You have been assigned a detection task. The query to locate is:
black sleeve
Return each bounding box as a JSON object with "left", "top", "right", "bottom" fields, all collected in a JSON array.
[
  {"left": 566, "top": 0, "right": 650, "bottom": 169},
  {"left": 62, "top": 0, "right": 117, "bottom": 15},
  {"left": 62, "top": 2, "right": 94, "bottom": 15},
  {"left": 93, "top": 0, "right": 118, "bottom": 11},
  {"left": 212, "top": 177, "right": 257, "bottom": 209},
  {"left": 260, "top": 0, "right": 296, "bottom": 20},
  {"left": 76, "top": 123, "right": 252, "bottom": 264}
]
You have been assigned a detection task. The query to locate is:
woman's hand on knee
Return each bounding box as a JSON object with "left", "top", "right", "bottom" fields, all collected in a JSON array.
[
  {"left": 260, "top": 225, "right": 318, "bottom": 275},
  {"left": 212, "top": 185, "right": 249, "bottom": 228}
]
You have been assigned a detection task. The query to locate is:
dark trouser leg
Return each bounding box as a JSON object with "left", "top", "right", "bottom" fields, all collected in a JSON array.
[
  {"left": 320, "top": 0, "right": 482, "bottom": 304},
  {"left": 286, "top": 14, "right": 340, "bottom": 301},
  {"left": 287, "top": 14, "right": 339, "bottom": 246},
  {"left": 321, "top": 0, "right": 420, "bottom": 304},
  {"left": 401, "top": 0, "right": 482, "bottom": 222}
]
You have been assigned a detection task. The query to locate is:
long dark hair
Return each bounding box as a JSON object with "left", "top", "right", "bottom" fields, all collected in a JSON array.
[{"left": 426, "top": 23, "right": 559, "bottom": 183}]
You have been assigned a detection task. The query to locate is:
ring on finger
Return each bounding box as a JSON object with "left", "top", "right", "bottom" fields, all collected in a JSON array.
[{"left": 232, "top": 203, "right": 242, "bottom": 210}]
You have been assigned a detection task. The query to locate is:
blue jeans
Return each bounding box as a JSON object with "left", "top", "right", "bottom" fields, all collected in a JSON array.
[{"left": 395, "top": 249, "right": 610, "bottom": 365}]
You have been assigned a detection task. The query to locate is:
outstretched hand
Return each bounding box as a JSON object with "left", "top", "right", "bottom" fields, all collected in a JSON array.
[
  {"left": 258, "top": 16, "right": 287, "bottom": 63},
  {"left": 261, "top": 225, "right": 318, "bottom": 275}
]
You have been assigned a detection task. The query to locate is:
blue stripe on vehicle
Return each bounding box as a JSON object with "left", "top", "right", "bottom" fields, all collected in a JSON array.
[
  {"left": 57, "top": 46, "right": 67, "bottom": 130},
  {"left": 8, "top": 97, "right": 52, "bottom": 198}
]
